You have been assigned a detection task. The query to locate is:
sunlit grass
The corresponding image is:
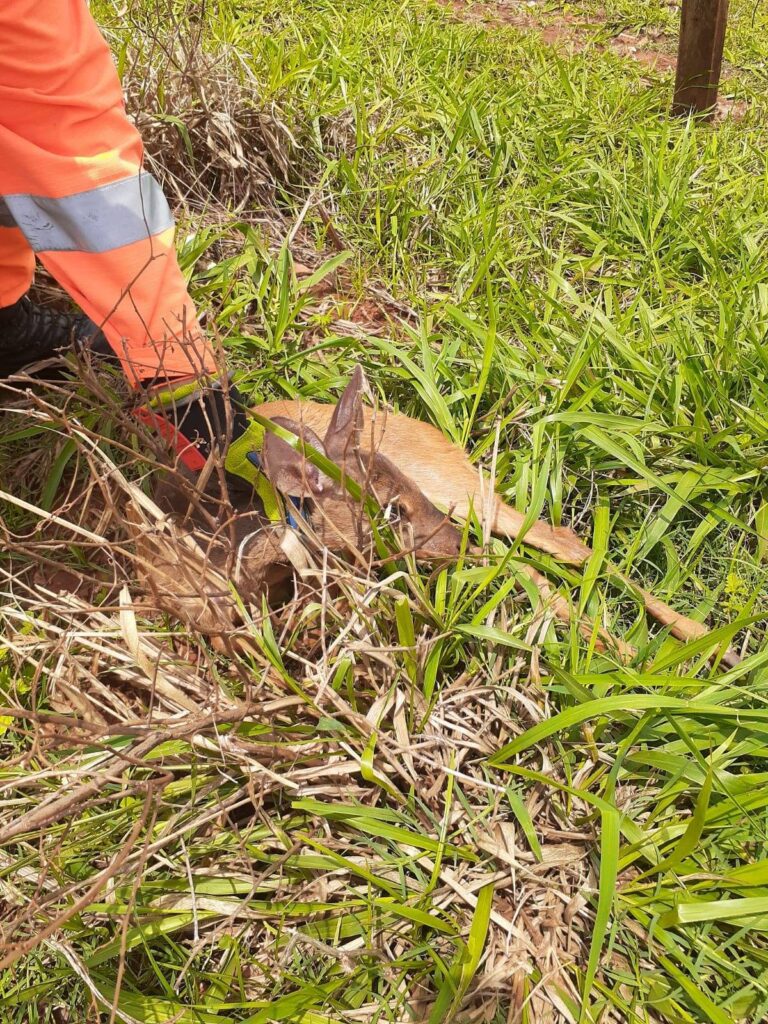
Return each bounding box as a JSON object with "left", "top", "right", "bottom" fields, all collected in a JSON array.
[{"left": 2, "top": 1, "right": 768, "bottom": 1021}]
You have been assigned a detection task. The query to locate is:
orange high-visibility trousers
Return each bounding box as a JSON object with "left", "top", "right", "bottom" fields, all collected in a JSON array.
[{"left": 0, "top": 0, "right": 216, "bottom": 386}]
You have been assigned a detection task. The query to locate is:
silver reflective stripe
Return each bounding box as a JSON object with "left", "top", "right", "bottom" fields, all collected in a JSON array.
[
  {"left": 3, "top": 172, "right": 175, "bottom": 254},
  {"left": 0, "top": 197, "right": 16, "bottom": 228}
]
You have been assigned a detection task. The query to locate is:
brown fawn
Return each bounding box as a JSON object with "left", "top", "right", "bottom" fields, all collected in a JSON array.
[
  {"left": 254, "top": 366, "right": 739, "bottom": 666},
  {"left": 132, "top": 366, "right": 737, "bottom": 664}
]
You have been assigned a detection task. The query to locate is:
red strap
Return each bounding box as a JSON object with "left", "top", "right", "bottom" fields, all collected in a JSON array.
[{"left": 135, "top": 406, "right": 207, "bottom": 472}]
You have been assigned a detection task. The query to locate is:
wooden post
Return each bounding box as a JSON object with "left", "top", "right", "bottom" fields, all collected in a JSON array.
[{"left": 672, "top": 0, "right": 729, "bottom": 117}]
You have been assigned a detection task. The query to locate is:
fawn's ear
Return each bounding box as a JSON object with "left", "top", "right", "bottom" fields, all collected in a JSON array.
[
  {"left": 324, "top": 365, "right": 367, "bottom": 461},
  {"left": 261, "top": 417, "right": 329, "bottom": 497}
]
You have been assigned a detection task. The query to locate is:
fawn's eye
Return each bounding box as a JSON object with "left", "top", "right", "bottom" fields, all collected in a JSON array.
[{"left": 383, "top": 501, "right": 407, "bottom": 525}]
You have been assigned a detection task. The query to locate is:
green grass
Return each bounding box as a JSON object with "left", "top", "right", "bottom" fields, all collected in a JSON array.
[{"left": 2, "top": 0, "right": 768, "bottom": 1021}]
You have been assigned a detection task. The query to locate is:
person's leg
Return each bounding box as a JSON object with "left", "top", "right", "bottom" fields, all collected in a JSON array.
[
  {"left": 0, "top": 224, "right": 34, "bottom": 309},
  {"left": 0, "top": 0, "right": 216, "bottom": 386},
  {"left": 0, "top": 214, "right": 113, "bottom": 376}
]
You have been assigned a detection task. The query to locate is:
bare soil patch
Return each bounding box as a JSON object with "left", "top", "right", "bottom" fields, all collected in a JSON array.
[{"left": 438, "top": 0, "right": 678, "bottom": 69}]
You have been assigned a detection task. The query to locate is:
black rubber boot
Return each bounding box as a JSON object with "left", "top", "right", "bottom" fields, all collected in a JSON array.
[{"left": 0, "top": 294, "right": 112, "bottom": 378}]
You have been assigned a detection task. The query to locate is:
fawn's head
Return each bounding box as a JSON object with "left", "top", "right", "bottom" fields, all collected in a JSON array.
[{"left": 262, "top": 367, "right": 463, "bottom": 560}]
